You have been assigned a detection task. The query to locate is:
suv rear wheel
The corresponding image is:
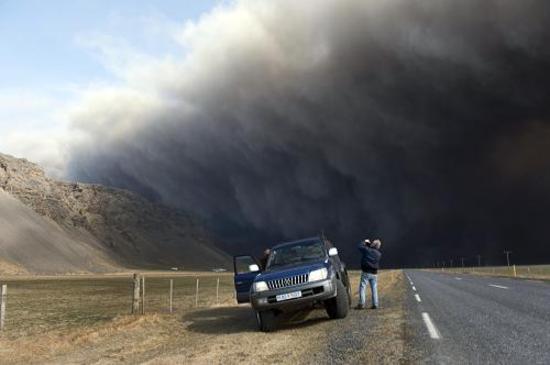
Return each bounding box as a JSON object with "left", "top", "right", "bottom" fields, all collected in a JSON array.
[
  {"left": 325, "top": 280, "right": 349, "bottom": 319},
  {"left": 256, "top": 310, "right": 276, "bottom": 332}
]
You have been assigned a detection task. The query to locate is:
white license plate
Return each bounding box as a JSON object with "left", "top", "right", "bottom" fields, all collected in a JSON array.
[{"left": 276, "top": 291, "right": 302, "bottom": 302}]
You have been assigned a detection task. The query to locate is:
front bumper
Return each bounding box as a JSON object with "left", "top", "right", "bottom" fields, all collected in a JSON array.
[{"left": 250, "top": 277, "right": 336, "bottom": 311}]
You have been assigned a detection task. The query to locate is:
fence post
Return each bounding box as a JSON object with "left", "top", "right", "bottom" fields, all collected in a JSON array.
[
  {"left": 195, "top": 278, "right": 199, "bottom": 307},
  {"left": 141, "top": 275, "right": 146, "bottom": 315},
  {"left": 216, "top": 277, "right": 220, "bottom": 305},
  {"left": 513, "top": 265, "right": 517, "bottom": 278},
  {"left": 169, "top": 279, "right": 174, "bottom": 313},
  {"left": 1, "top": 284, "right": 7, "bottom": 331},
  {"left": 132, "top": 274, "right": 140, "bottom": 314}
]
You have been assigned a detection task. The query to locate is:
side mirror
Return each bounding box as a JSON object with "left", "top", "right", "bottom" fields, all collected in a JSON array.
[
  {"left": 328, "top": 247, "right": 338, "bottom": 257},
  {"left": 249, "top": 264, "right": 260, "bottom": 272}
]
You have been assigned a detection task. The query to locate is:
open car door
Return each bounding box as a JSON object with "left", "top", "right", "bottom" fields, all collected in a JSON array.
[{"left": 233, "top": 255, "right": 261, "bottom": 303}]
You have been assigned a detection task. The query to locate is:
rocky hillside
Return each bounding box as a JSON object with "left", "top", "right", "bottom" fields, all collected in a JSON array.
[
  {"left": 0, "top": 153, "right": 231, "bottom": 273},
  {"left": 0, "top": 190, "right": 118, "bottom": 274}
]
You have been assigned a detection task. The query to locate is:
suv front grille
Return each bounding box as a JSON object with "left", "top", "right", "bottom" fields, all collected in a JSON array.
[{"left": 267, "top": 273, "right": 309, "bottom": 290}]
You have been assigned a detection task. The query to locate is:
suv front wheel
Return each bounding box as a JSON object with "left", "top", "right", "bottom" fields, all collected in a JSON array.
[
  {"left": 256, "top": 310, "right": 276, "bottom": 332},
  {"left": 325, "top": 280, "right": 349, "bottom": 319}
]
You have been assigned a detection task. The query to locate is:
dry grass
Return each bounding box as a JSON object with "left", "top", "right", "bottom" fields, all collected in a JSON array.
[
  {"left": 0, "top": 259, "right": 28, "bottom": 276},
  {"left": 0, "top": 274, "right": 235, "bottom": 339},
  {"left": 433, "top": 264, "right": 550, "bottom": 280},
  {"left": 0, "top": 270, "right": 407, "bottom": 364}
]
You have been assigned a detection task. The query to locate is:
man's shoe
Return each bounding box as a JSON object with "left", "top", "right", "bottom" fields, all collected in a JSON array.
[
  {"left": 354, "top": 304, "right": 365, "bottom": 310},
  {"left": 370, "top": 305, "right": 379, "bottom": 309}
]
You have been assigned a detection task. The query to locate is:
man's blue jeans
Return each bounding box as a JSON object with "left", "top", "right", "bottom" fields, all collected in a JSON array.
[{"left": 359, "top": 272, "right": 379, "bottom": 307}]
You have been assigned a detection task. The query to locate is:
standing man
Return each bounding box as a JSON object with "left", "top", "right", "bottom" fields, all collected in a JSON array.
[
  {"left": 356, "top": 238, "right": 382, "bottom": 309},
  {"left": 259, "top": 249, "right": 271, "bottom": 270}
]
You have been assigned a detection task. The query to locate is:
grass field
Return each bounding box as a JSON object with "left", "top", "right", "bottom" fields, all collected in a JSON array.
[
  {"left": 0, "top": 273, "right": 236, "bottom": 339},
  {"left": 433, "top": 264, "right": 550, "bottom": 279},
  {"left": 0, "top": 270, "right": 406, "bottom": 364}
]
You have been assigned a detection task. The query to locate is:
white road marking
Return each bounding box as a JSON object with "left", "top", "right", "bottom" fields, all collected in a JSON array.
[
  {"left": 489, "top": 284, "right": 508, "bottom": 289},
  {"left": 422, "top": 312, "right": 441, "bottom": 339},
  {"left": 415, "top": 294, "right": 422, "bottom": 302},
  {"left": 412, "top": 286, "right": 417, "bottom": 291},
  {"left": 455, "top": 277, "right": 462, "bottom": 280}
]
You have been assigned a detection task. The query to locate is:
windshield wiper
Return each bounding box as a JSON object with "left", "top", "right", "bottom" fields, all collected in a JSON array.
[{"left": 301, "top": 256, "right": 322, "bottom": 260}]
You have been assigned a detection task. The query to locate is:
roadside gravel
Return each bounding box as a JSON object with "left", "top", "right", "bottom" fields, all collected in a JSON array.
[{"left": 313, "top": 270, "right": 407, "bottom": 364}]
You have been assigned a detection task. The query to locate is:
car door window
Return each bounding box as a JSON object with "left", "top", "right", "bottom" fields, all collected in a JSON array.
[{"left": 235, "top": 256, "right": 259, "bottom": 274}]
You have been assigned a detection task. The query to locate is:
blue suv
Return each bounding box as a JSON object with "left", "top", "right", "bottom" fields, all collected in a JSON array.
[{"left": 233, "top": 236, "right": 351, "bottom": 331}]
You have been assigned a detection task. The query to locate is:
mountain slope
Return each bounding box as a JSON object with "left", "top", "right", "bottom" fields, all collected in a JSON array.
[
  {"left": 0, "top": 190, "right": 117, "bottom": 274},
  {"left": 0, "top": 153, "right": 231, "bottom": 273}
]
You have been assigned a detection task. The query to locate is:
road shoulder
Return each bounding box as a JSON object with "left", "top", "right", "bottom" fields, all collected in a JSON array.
[{"left": 319, "top": 270, "right": 407, "bottom": 364}]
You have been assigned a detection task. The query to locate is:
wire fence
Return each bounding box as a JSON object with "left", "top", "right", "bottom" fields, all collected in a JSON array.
[{"left": 0, "top": 273, "right": 235, "bottom": 338}]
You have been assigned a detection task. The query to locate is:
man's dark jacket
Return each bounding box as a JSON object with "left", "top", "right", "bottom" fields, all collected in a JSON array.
[{"left": 358, "top": 242, "right": 382, "bottom": 274}]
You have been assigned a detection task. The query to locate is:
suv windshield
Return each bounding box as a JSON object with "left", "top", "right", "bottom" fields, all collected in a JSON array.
[{"left": 266, "top": 240, "right": 326, "bottom": 269}]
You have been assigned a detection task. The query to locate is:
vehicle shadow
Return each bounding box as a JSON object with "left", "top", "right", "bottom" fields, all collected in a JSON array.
[{"left": 181, "top": 305, "right": 331, "bottom": 334}]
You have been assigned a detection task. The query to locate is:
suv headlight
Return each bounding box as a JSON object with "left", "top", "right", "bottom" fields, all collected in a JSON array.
[
  {"left": 308, "top": 268, "right": 328, "bottom": 282},
  {"left": 253, "top": 281, "right": 269, "bottom": 292}
]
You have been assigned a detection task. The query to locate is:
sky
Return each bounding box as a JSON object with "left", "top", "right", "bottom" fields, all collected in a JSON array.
[
  {"left": 2, "top": 0, "right": 550, "bottom": 267},
  {"left": 0, "top": 0, "right": 219, "bottom": 174}
]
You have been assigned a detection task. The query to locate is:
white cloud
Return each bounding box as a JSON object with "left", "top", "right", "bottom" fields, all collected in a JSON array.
[
  {"left": 0, "top": 9, "right": 193, "bottom": 177},
  {"left": 0, "top": 88, "right": 77, "bottom": 176}
]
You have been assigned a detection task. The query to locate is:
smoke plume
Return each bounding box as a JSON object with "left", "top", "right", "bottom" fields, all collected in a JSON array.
[{"left": 68, "top": 0, "right": 550, "bottom": 266}]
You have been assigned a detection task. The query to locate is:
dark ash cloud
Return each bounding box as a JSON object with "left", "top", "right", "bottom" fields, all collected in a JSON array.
[{"left": 68, "top": 0, "right": 550, "bottom": 266}]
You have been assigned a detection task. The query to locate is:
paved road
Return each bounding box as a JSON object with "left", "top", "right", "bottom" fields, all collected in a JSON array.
[{"left": 404, "top": 270, "right": 550, "bottom": 364}]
